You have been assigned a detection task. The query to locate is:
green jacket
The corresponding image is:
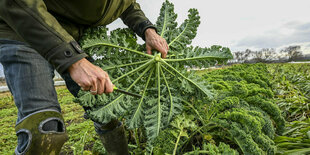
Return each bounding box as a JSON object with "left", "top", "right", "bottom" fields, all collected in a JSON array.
[{"left": 0, "top": 0, "right": 155, "bottom": 74}]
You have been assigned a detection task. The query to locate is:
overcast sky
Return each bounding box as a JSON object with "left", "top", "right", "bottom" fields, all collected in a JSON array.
[{"left": 108, "top": 0, "right": 310, "bottom": 52}]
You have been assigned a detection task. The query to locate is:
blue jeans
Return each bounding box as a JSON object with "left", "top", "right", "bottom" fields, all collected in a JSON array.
[{"left": 0, "top": 39, "right": 81, "bottom": 152}]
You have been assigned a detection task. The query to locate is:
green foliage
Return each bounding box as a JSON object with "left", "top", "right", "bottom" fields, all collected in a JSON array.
[
  {"left": 77, "top": 0, "right": 232, "bottom": 141},
  {"left": 199, "top": 64, "right": 284, "bottom": 155},
  {"left": 275, "top": 118, "right": 310, "bottom": 154},
  {"left": 268, "top": 63, "right": 310, "bottom": 121},
  {"left": 149, "top": 64, "right": 288, "bottom": 154},
  {"left": 152, "top": 114, "right": 197, "bottom": 155},
  {"left": 266, "top": 63, "right": 310, "bottom": 154},
  {"left": 183, "top": 143, "right": 239, "bottom": 155}
]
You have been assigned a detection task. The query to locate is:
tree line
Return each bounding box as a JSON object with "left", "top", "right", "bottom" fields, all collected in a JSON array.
[{"left": 230, "top": 45, "right": 310, "bottom": 64}]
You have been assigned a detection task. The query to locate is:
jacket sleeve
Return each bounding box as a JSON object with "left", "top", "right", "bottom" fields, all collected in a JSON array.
[
  {"left": 0, "top": 0, "right": 88, "bottom": 74},
  {"left": 120, "top": 1, "right": 157, "bottom": 40}
]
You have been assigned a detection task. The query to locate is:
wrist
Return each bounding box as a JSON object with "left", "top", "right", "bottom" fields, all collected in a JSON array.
[
  {"left": 145, "top": 28, "right": 157, "bottom": 38},
  {"left": 68, "top": 58, "right": 87, "bottom": 72},
  {"left": 144, "top": 28, "right": 158, "bottom": 41},
  {"left": 145, "top": 28, "right": 157, "bottom": 36}
]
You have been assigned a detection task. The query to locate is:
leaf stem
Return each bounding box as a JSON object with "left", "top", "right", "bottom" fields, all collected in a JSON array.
[
  {"left": 182, "top": 99, "right": 204, "bottom": 124},
  {"left": 99, "top": 64, "right": 153, "bottom": 110},
  {"left": 165, "top": 56, "right": 227, "bottom": 62},
  {"left": 160, "top": 4, "right": 168, "bottom": 37},
  {"left": 112, "top": 60, "right": 154, "bottom": 83},
  {"left": 156, "top": 62, "right": 162, "bottom": 136},
  {"left": 161, "top": 65, "right": 176, "bottom": 76},
  {"left": 103, "top": 60, "right": 149, "bottom": 70},
  {"left": 168, "top": 22, "right": 189, "bottom": 47},
  {"left": 130, "top": 68, "right": 155, "bottom": 128},
  {"left": 126, "top": 64, "right": 154, "bottom": 91},
  {"left": 134, "top": 129, "right": 140, "bottom": 148},
  {"left": 160, "top": 67, "right": 174, "bottom": 123},
  {"left": 161, "top": 60, "right": 212, "bottom": 98},
  {"left": 166, "top": 53, "right": 185, "bottom": 58},
  {"left": 172, "top": 129, "right": 183, "bottom": 155},
  {"left": 84, "top": 41, "right": 154, "bottom": 58}
]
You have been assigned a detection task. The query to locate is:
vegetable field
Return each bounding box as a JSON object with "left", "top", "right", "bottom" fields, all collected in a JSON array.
[{"left": 0, "top": 63, "right": 309, "bottom": 155}]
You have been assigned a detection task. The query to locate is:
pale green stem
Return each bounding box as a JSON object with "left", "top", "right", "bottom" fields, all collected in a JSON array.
[
  {"left": 160, "top": 5, "right": 168, "bottom": 37},
  {"left": 168, "top": 22, "right": 189, "bottom": 47},
  {"left": 160, "top": 67, "right": 174, "bottom": 123},
  {"left": 84, "top": 42, "right": 154, "bottom": 58},
  {"left": 134, "top": 129, "right": 140, "bottom": 148},
  {"left": 102, "top": 65, "right": 153, "bottom": 109},
  {"left": 103, "top": 60, "right": 149, "bottom": 70},
  {"left": 165, "top": 56, "right": 225, "bottom": 62},
  {"left": 112, "top": 60, "right": 154, "bottom": 83},
  {"left": 161, "top": 60, "right": 212, "bottom": 97},
  {"left": 125, "top": 64, "right": 153, "bottom": 91},
  {"left": 161, "top": 65, "right": 176, "bottom": 77},
  {"left": 182, "top": 99, "right": 204, "bottom": 124},
  {"left": 172, "top": 129, "right": 183, "bottom": 155},
  {"left": 128, "top": 144, "right": 138, "bottom": 148},
  {"left": 156, "top": 62, "right": 161, "bottom": 136},
  {"left": 130, "top": 68, "right": 154, "bottom": 127},
  {"left": 166, "top": 53, "right": 185, "bottom": 58}
]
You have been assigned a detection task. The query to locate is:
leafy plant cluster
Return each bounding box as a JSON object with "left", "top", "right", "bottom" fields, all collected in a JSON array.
[
  {"left": 203, "top": 64, "right": 285, "bottom": 155},
  {"left": 268, "top": 63, "right": 310, "bottom": 121},
  {"left": 77, "top": 0, "right": 232, "bottom": 141},
  {"left": 152, "top": 64, "right": 286, "bottom": 154},
  {"left": 267, "top": 63, "right": 310, "bottom": 154},
  {"left": 274, "top": 118, "right": 310, "bottom": 154}
]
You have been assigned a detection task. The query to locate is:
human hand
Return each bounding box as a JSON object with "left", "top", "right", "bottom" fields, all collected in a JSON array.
[
  {"left": 68, "top": 58, "right": 113, "bottom": 95},
  {"left": 145, "top": 28, "right": 169, "bottom": 58}
]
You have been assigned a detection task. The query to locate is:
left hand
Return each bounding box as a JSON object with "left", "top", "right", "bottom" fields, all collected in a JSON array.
[{"left": 145, "top": 28, "right": 169, "bottom": 58}]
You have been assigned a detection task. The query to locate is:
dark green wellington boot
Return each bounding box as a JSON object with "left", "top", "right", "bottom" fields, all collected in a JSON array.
[
  {"left": 95, "top": 120, "right": 129, "bottom": 155},
  {"left": 14, "top": 110, "right": 68, "bottom": 155}
]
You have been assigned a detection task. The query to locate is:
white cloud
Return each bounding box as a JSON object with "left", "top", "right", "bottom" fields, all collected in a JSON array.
[{"left": 235, "top": 22, "right": 310, "bottom": 50}]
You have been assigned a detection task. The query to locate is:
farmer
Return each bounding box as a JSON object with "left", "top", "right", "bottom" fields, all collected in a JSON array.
[{"left": 0, "top": 0, "right": 168, "bottom": 154}]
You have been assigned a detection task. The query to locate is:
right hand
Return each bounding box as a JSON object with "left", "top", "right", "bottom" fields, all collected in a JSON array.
[{"left": 68, "top": 58, "right": 113, "bottom": 95}]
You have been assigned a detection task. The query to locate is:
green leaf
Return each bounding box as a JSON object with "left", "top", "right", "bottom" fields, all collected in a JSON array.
[
  {"left": 156, "top": 0, "right": 178, "bottom": 39},
  {"left": 168, "top": 9, "right": 200, "bottom": 50}
]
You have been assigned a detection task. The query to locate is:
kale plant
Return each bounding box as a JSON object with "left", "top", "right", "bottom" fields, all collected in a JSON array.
[{"left": 77, "top": 0, "right": 232, "bottom": 140}]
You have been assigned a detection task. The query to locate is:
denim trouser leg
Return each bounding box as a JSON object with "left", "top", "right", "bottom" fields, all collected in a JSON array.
[
  {"left": 0, "top": 39, "right": 118, "bottom": 153},
  {"left": 0, "top": 39, "right": 61, "bottom": 152}
]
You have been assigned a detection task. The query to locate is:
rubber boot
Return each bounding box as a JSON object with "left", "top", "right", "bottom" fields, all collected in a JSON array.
[
  {"left": 96, "top": 120, "right": 129, "bottom": 155},
  {"left": 14, "top": 110, "right": 68, "bottom": 155}
]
